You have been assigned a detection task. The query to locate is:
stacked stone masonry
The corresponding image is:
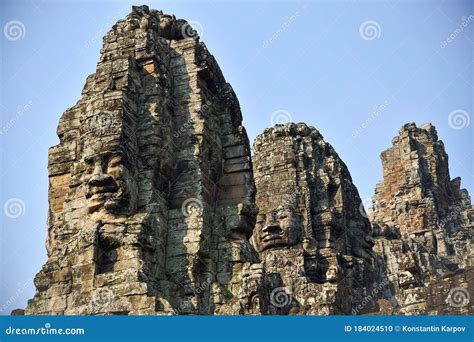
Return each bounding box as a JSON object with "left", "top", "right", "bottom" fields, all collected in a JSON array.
[{"left": 24, "top": 6, "right": 472, "bottom": 315}]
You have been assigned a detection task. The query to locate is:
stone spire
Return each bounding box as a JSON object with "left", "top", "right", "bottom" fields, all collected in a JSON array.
[
  {"left": 371, "top": 122, "right": 470, "bottom": 235},
  {"left": 370, "top": 123, "right": 473, "bottom": 314}
]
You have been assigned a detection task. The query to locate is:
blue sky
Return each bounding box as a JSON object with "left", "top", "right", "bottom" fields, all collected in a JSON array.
[{"left": 1, "top": 0, "right": 472, "bottom": 313}]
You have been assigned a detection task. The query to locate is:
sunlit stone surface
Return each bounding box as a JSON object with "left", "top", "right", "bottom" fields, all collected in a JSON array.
[{"left": 24, "top": 7, "right": 472, "bottom": 316}]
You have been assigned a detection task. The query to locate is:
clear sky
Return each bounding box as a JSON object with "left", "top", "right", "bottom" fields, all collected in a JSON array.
[{"left": 1, "top": 0, "right": 472, "bottom": 313}]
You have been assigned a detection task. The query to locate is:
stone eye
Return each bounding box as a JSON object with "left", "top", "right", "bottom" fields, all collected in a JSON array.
[
  {"left": 83, "top": 157, "right": 95, "bottom": 174},
  {"left": 108, "top": 156, "right": 122, "bottom": 168}
]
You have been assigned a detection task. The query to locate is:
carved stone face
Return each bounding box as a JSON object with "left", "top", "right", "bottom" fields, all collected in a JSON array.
[
  {"left": 82, "top": 151, "right": 135, "bottom": 215},
  {"left": 159, "top": 14, "right": 174, "bottom": 38},
  {"left": 325, "top": 265, "right": 339, "bottom": 282},
  {"left": 254, "top": 205, "right": 303, "bottom": 252}
]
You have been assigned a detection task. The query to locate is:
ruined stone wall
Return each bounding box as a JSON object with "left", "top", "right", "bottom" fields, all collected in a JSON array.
[
  {"left": 371, "top": 123, "right": 469, "bottom": 235},
  {"left": 370, "top": 123, "right": 473, "bottom": 314}
]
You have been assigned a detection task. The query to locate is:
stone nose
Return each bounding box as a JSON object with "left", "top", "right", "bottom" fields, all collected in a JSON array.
[{"left": 88, "top": 165, "right": 114, "bottom": 187}]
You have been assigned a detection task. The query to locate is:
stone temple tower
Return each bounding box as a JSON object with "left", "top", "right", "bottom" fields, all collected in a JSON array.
[
  {"left": 251, "top": 123, "right": 380, "bottom": 314},
  {"left": 24, "top": 6, "right": 472, "bottom": 316},
  {"left": 26, "top": 5, "right": 257, "bottom": 315}
]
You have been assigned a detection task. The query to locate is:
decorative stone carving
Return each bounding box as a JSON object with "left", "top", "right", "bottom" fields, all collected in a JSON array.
[{"left": 23, "top": 7, "right": 472, "bottom": 316}]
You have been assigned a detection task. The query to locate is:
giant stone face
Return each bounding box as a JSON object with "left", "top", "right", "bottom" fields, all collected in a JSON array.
[
  {"left": 82, "top": 151, "right": 135, "bottom": 215},
  {"left": 253, "top": 205, "right": 303, "bottom": 252},
  {"left": 79, "top": 111, "right": 137, "bottom": 218}
]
